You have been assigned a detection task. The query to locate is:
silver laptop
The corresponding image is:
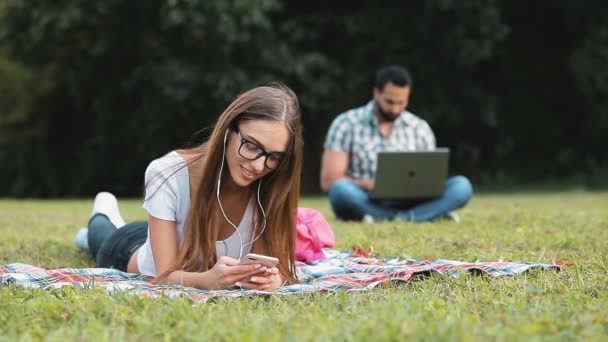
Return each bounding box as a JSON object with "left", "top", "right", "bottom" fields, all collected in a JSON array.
[{"left": 370, "top": 148, "right": 449, "bottom": 200}]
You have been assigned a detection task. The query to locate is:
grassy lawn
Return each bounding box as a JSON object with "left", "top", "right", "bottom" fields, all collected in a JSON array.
[{"left": 1, "top": 192, "right": 607, "bottom": 341}]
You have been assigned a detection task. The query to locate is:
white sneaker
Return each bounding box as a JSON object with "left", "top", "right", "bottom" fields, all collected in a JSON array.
[
  {"left": 73, "top": 227, "right": 89, "bottom": 250},
  {"left": 445, "top": 212, "right": 461, "bottom": 223},
  {"left": 363, "top": 214, "right": 375, "bottom": 224},
  {"left": 91, "top": 192, "right": 126, "bottom": 228}
]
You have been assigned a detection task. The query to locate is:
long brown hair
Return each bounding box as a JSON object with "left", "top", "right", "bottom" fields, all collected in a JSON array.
[{"left": 157, "top": 83, "right": 302, "bottom": 283}]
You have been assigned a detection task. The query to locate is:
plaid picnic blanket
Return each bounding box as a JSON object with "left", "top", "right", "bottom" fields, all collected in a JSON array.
[{"left": 0, "top": 250, "right": 561, "bottom": 303}]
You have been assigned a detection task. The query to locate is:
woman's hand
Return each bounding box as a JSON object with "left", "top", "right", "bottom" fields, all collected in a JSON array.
[
  {"left": 196, "top": 256, "right": 269, "bottom": 290},
  {"left": 235, "top": 266, "right": 284, "bottom": 291}
]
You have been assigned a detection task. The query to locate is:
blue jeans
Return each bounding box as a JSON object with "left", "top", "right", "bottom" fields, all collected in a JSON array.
[
  {"left": 328, "top": 176, "right": 473, "bottom": 222},
  {"left": 88, "top": 214, "right": 148, "bottom": 271}
]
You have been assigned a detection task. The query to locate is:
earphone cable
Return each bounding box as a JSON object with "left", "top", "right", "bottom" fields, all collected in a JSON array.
[{"left": 216, "top": 129, "right": 267, "bottom": 260}]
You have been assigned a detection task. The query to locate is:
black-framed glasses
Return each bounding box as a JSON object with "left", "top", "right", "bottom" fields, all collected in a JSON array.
[{"left": 235, "top": 129, "right": 285, "bottom": 170}]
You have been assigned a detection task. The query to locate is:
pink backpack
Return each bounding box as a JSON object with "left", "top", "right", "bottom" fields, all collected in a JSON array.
[{"left": 295, "top": 208, "right": 336, "bottom": 262}]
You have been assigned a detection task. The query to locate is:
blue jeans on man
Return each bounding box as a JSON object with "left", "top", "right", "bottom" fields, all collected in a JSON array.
[{"left": 328, "top": 176, "right": 473, "bottom": 222}]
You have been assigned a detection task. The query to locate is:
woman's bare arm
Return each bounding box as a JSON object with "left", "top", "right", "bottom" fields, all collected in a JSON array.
[{"left": 148, "top": 215, "right": 180, "bottom": 277}]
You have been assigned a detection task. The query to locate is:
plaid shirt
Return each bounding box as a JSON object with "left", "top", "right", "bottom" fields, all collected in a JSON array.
[{"left": 324, "top": 100, "right": 436, "bottom": 180}]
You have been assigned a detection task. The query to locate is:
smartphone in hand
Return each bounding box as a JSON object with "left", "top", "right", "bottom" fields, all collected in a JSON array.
[{"left": 238, "top": 253, "right": 279, "bottom": 268}]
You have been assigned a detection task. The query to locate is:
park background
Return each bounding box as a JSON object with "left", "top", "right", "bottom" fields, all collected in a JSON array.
[
  {"left": 1, "top": 2, "right": 608, "bottom": 340},
  {"left": 1, "top": 0, "right": 607, "bottom": 197}
]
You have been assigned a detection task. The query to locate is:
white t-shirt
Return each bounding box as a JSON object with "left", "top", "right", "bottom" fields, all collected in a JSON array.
[{"left": 137, "top": 151, "right": 254, "bottom": 277}]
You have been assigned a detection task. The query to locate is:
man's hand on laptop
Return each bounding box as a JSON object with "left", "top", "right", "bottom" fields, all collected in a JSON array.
[{"left": 353, "top": 178, "right": 375, "bottom": 192}]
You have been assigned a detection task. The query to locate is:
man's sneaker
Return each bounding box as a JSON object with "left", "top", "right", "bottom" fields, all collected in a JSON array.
[
  {"left": 73, "top": 227, "right": 89, "bottom": 250},
  {"left": 91, "top": 192, "right": 126, "bottom": 228},
  {"left": 363, "top": 214, "right": 375, "bottom": 224},
  {"left": 445, "top": 212, "right": 461, "bottom": 223}
]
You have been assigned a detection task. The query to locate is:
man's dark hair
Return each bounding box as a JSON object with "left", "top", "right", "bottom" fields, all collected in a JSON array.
[{"left": 374, "top": 65, "right": 413, "bottom": 90}]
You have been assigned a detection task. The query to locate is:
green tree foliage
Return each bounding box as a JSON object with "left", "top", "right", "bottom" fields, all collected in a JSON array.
[
  {"left": 0, "top": 53, "right": 55, "bottom": 196},
  {"left": 0, "top": 0, "right": 606, "bottom": 196},
  {"left": 0, "top": 0, "right": 331, "bottom": 196}
]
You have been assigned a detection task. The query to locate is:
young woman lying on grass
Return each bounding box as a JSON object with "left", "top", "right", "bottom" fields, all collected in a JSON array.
[{"left": 74, "top": 83, "right": 303, "bottom": 291}]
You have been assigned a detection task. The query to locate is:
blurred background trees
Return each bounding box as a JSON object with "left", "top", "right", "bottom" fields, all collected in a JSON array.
[{"left": 0, "top": 0, "right": 606, "bottom": 197}]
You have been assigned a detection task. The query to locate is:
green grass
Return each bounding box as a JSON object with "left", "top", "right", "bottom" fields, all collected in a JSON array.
[{"left": 1, "top": 192, "right": 607, "bottom": 341}]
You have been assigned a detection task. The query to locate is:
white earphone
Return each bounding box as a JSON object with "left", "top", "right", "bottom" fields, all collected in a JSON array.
[{"left": 216, "top": 128, "right": 267, "bottom": 260}]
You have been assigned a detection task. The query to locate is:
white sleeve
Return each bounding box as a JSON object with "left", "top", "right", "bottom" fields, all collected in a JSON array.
[
  {"left": 416, "top": 120, "right": 436, "bottom": 150},
  {"left": 142, "top": 158, "right": 180, "bottom": 221},
  {"left": 323, "top": 113, "right": 353, "bottom": 153}
]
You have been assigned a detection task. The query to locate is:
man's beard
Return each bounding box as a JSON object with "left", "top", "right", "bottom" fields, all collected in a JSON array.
[{"left": 376, "top": 105, "right": 400, "bottom": 122}]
